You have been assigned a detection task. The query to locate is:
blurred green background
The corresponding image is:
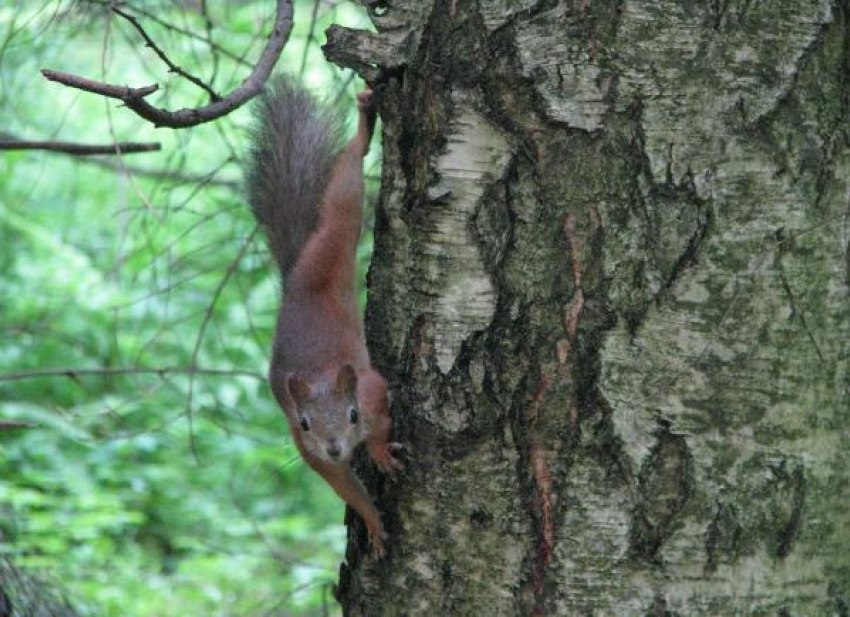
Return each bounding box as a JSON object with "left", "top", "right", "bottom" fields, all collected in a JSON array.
[{"left": 0, "top": 1, "right": 379, "bottom": 614}]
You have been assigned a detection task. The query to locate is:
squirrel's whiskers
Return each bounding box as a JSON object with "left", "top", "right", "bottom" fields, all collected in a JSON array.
[{"left": 246, "top": 79, "right": 400, "bottom": 557}]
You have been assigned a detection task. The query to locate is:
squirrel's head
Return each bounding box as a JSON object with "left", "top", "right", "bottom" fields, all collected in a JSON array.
[{"left": 285, "top": 364, "right": 363, "bottom": 463}]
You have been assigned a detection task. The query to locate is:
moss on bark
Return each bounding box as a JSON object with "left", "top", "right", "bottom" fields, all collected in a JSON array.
[{"left": 327, "top": 1, "right": 850, "bottom": 614}]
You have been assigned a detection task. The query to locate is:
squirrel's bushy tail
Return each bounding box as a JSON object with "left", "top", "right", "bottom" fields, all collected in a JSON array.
[{"left": 246, "top": 77, "right": 344, "bottom": 276}]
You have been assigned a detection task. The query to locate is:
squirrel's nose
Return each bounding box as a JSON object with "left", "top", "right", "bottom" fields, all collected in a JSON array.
[{"left": 326, "top": 441, "right": 341, "bottom": 459}]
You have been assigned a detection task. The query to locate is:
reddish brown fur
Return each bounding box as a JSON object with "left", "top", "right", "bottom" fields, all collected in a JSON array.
[{"left": 266, "top": 90, "right": 401, "bottom": 556}]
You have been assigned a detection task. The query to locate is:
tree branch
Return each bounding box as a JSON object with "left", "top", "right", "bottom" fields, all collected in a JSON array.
[
  {"left": 323, "top": 25, "right": 410, "bottom": 84},
  {"left": 84, "top": 0, "right": 253, "bottom": 69},
  {"left": 81, "top": 158, "right": 240, "bottom": 189},
  {"left": 40, "top": 71, "right": 159, "bottom": 98},
  {"left": 0, "top": 421, "right": 35, "bottom": 430},
  {"left": 41, "top": 0, "right": 293, "bottom": 129},
  {"left": 0, "top": 137, "right": 160, "bottom": 155},
  {"left": 0, "top": 366, "right": 264, "bottom": 382},
  {"left": 111, "top": 6, "right": 222, "bottom": 102},
  {"left": 185, "top": 226, "right": 260, "bottom": 459}
]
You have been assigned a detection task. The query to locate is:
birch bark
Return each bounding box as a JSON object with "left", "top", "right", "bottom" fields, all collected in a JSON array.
[{"left": 326, "top": 1, "right": 850, "bottom": 614}]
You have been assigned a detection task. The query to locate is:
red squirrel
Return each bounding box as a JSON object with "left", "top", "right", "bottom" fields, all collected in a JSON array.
[{"left": 246, "top": 78, "right": 401, "bottom": 555}]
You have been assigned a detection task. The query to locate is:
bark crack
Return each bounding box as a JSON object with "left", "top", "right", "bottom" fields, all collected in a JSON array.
[
  {"left": 629, "top": 425, "right": 692, "bottom": 562},
  {"left": 774, "top": 464, "right": 806, "bottom": 560},
  {"left": 776, "top": 232, "right": 827, "bottom": 363}
]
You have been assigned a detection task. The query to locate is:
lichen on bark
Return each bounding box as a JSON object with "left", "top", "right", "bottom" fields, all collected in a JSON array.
[{"left": 326, "top": 1, "right": 850, "bottom": 614}]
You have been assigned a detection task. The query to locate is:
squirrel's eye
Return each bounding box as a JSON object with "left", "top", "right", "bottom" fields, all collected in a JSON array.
[
  {"left": 299, "top": 417, "right": 310, "bottom": 431},
  {"left": 349, "top": 408, "right": 359, "bottom": 424}
]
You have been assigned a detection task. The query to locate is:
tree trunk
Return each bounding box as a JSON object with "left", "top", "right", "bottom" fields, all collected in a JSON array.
[
  {"left": 328, "top": 1, "right": 849, "bottom": 614},
  {"left": 0, "top": 558, "right": 77, "bottom": 617}
]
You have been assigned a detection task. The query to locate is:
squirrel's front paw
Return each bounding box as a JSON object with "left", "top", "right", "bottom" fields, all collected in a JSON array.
[
  {"left": 368, "top": 441, "right": 404, "bottom": 475},
  {"left": 367, "top": 524, "right": 388, "bottom": 558}
]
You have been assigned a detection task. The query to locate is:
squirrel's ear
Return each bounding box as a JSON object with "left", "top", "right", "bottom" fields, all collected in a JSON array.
[
  {"left": 286, "top": 374, "right": 310, "bottom": 407},
  {"left": 336, "top": 364, "right": 358, "bottom": 398}
]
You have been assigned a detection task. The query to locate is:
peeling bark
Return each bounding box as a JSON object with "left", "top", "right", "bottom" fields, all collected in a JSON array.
[{"left": 328, "top": 0, "right": 850, "bottom": 614}]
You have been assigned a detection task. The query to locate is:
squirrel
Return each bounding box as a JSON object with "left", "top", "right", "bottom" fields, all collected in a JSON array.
[{"left": 246, "top": 77, "right": 401, "bottom": 555}]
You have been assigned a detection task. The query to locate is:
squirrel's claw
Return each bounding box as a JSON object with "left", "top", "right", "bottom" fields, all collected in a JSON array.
[
  {"left": 367, "top": 526, "right": 388, "bottom": 558},
  {"left": 368, "top": 441, "right": 405, "bottom": 475}
]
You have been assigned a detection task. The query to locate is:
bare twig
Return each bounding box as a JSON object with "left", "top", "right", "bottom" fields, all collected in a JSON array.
[
  {"left": 81, "top": 157, "right": 239, "bottom": 189},
  {"left": 42, "top": 0, "right": 293, "bottom": 128},
  {"left": 98, "top": 13, "right": 155, "bottom": 212},
  {"left": 198, "top": 0, "right": 220, "bottom": 87},
  {"left": 0, "top": 366, "right": 264, "bottom": 382},
  {"left": 0, "top": 421, "right": 35, "bottom": 430},
  {"left": 111, "top": 6, "right": 222, "bottom": 101},
  {"left": 332, "top": 71, "right": 358, "bottom": 105},
  {"left": 185, "top": 226, "right": 260, "bottom": 459},
  {"left": 0, "top": 138, "right": 160, "bottom": 155},
  {"left": 228, "top": 475, "right": 298, "bottom": 566},
  {"left": 84, "top": 0, "right": 253, "bottom": 68},
  {"left": 40, "top": 71, "right": 159, "bottom": 98},
  {"left": 298, "top": 0, "right": 322, "bottom": 77}
]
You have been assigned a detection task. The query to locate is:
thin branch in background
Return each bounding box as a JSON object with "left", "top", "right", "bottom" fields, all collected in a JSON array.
[
  {"left": 98, "top": 13, "right": 156, "bottom": 214},
  {"left": 0, "top": 421, "right": 35, "bottom": 431},
  {"left": 0, "top": 366, "right": 264, "bottom": 383},
  {"left": 108, "top": 262, "right": 225, "bottom": 311},
  {"left": 260, "top": 582, "right": 337, "bottom": 617},
  {"left": 171, "top": 155, "right": 235, "bottom": 211},
  {"left": 228, "top": 475, "right": 296, "bottom": 566},
  {"left": 216, "top": 12, "right": 268, "bottom": 106},
  {"left": 81, "top": 157, "right": 239, "bottom": 189},
  {"left": 41, "top": 0, "right": 294, "bottom": 128},
  {"left": 211, "top": 116, "right": 241, "bottom": 166},
  {"left": 111, "top": 6, "right": 221, "bottom": 102},
  {"left": 137, "top": 209, "right": 241, "bottom": 269},
  {"left": 170, "top": 0, "right": 212, "bottom": 85},
  {"left": 93, "top": 407, "right": 187, "bottom": 444},
  {"left": 185, "top": 226, "right": 260, "bottom": 460},
  {"left": 332, "top": 71, "right": 358, "bottom": 105},
  {"left": 234, "top": 263, "right": 268, "bottom": 354},
  {"left": 298, "top": 0, "right": 323, "bottom": 77},
  {"left": 91, "top": 0, "right": 253, "bottom": 68},
  {"left": 2, "top": 89, "right": 92, "bottom": 212},
  {"left": 114, "top": 17, "right": 167, "bottom": 87},
  {"left": 0, "top": 137, "right": 160, "bottom": 155},
  {"left": 198, "top": 0, "right": 220, "bottom": 88}
]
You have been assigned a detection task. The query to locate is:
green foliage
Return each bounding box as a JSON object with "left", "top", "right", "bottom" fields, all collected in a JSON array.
[{"left": 0, "top": 1, "right": 379, "bottom": 614}]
